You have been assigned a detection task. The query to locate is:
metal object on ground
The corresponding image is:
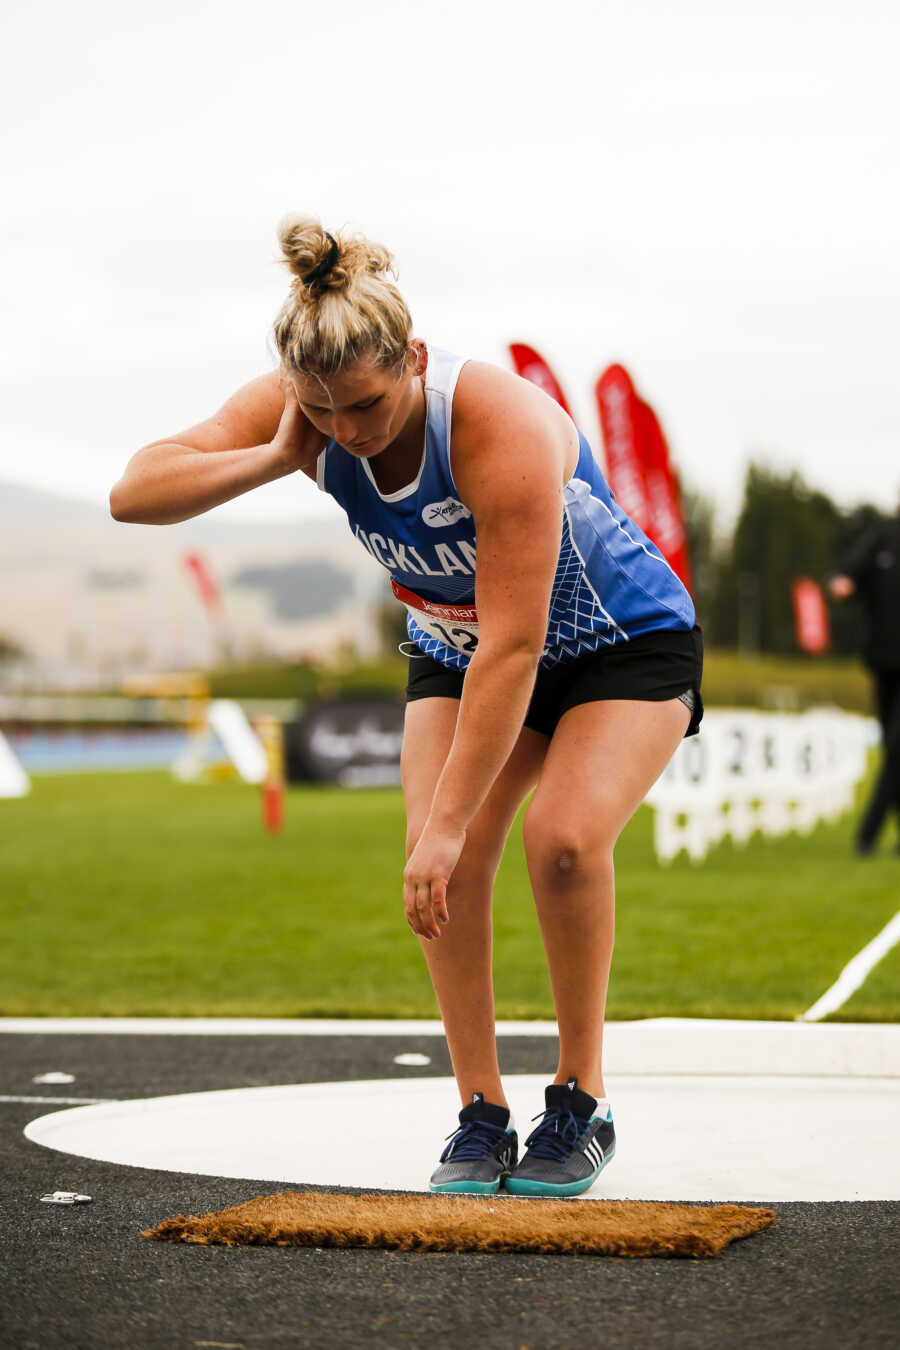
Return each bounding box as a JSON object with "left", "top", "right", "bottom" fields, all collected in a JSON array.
[
  {"left": 40, "top": 1191, "right": 92, "bottom": 1205},
  {"left": 33, "top": 1072, "right": 76, "bottom": 1084}
]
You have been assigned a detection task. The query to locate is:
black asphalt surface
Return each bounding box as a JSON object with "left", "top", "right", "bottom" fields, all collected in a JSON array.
[{"left": 1, "top": 1032, "right": 898, "bottom": 1349}]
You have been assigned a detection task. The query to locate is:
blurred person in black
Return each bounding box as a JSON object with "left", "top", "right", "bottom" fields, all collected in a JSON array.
[{"left": 828, "top": 507, "right": 900, "bottom": 855}]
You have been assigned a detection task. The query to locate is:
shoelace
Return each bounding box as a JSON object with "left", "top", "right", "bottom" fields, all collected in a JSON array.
[
  {"left": 440, "top": 1119, "right": 509, "bottom": 1163},
  {"left": 522, "top": 1106, "right": 588, "bottom": 1161}
]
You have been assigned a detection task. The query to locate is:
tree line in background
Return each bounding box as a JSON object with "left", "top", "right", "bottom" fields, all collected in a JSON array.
[{"left": 684, "top": 462, "right": 894, "bottom": 656}]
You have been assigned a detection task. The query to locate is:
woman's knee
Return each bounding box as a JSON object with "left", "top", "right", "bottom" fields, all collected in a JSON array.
[{"left": 522, "top": 798, "right": 616, "bottom": 879}]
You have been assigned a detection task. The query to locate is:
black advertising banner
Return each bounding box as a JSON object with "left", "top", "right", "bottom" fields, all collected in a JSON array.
[{"left": 284, "top": 697, "right": 405, "bottom": 787}]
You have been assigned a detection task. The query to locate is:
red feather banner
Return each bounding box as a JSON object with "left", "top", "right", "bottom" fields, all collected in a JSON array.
[
  {"left": 508, "top": 343, "right": 573, "bottom": 418},
  {"left": 596, "top": 365, "right": 692, "bottom": 591},
  {"left": 182, "top": 553, "right": 222, "bottom": 614},
  {"left": 594, "top": 364, "right": 652, "bottom": 536},
  {"left": 636, "top": 399, "right": 692, "bottom": 592},
  {"left": 792, "top": 577, "right": 831, "bottom": 654}
]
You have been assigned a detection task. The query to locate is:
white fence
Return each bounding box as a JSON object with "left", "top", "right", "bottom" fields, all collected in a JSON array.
[
  {"left": 646, "top": 708, "right": 879, "bottom": 863},
  {"left": 0, "top": 730, "right": 29, "bottom": 797}
]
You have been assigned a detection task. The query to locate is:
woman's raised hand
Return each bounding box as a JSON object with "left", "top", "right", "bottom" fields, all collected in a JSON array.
[{"left": 272, "top": 379, "right": 329, "bottom": 474}]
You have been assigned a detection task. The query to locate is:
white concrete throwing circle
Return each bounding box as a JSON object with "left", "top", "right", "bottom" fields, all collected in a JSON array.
[{"left": 24, "top": 1072, "right": 900, "bottom": 1201}]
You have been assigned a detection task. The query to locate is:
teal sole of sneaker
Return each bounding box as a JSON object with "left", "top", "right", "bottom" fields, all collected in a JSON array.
[
  {"left": 429, "top": 1178, "right": 502, "bottom": 1195},
  {"left": 504, "top": 1147, "right": 616, "bottom": 1198}
]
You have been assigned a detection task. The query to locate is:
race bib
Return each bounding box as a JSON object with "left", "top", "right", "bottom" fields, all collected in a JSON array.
[{"left": 392, "top": 580, "right": 480, "bottom": 655}]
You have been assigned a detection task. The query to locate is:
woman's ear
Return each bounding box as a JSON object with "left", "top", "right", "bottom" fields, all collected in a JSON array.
[{"left": 409, "top": 339, "right": 427, "bottom": 377}]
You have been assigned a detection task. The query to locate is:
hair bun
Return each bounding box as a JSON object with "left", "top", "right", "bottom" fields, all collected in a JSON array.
[
  {"left": 272, "top": 211, "right": 410, "bottom": 375},
  {"left": 302, "top": 233, "right": 339, "bottom": 286},
  {"left": 277, "top": 214, "right": 345, "bottom": 292}
]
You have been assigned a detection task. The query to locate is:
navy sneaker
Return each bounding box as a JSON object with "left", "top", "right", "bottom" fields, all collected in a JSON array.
[
  {"left": 429, "top": 1092, "right": 518, "bottom": 1194},
  {"left": 504, "top": 1077, "right": 615, "bottom": 1197}
]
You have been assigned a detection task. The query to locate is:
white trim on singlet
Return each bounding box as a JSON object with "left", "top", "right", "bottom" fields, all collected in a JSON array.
[
  {"left": 361, "top": 446, "right": 426, "bottom": 502},
  {"left": 315, "top": 448, "right": 328, "bottom": 492},
  {"left": 593, "top": 492, "right": 682, "bottom": 582},
  {"left": 433, "top": 355, "right": 468, "bottom": 499}
]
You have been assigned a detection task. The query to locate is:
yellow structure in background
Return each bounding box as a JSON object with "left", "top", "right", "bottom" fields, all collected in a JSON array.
[
  {"left": 120, "top": 673, "right": 210, "bottom": 700},
  {"left": 256, "top": 715, "right": 285, "bottom": 785},
  {"left": 120, "top": 672, "right": 231, "bottom": 781},
  {"left": 119, "top": 673, "right": 274, "bottom": 806}
]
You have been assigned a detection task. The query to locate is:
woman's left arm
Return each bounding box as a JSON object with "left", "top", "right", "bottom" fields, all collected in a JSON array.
[{"left": 403, "top": 362, "right": 575, "bottom": 939}]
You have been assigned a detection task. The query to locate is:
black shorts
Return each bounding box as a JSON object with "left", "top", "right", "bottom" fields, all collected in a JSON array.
[{"left": 405, "top": 625, "right": 704, "bottom": 739}]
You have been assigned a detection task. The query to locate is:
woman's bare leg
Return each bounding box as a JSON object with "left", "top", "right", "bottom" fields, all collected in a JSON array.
[
  {"left": 402, "top": 697, "right": 547, "bottom": 1108},
  {"left": 522, "top": 698, "right": 691, "bottom": 1100}
]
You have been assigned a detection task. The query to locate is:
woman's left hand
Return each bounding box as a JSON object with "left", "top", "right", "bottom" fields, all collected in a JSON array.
[{"left": 403, "top": 821, "right": 466, "bottom": 940}]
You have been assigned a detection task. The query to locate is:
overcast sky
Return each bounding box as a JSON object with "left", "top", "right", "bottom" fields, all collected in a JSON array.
[{"left": 3, "top": 0, "right": 898, "bottom": 535}]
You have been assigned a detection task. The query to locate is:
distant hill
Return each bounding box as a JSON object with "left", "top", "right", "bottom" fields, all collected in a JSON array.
[{"left": 0, "top": 478, "right": 389, "bottom": 685}]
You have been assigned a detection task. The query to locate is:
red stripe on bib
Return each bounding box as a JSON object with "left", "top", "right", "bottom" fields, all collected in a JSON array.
[{"left": 392, "top": 580, "right": 478, "bottom": 625}]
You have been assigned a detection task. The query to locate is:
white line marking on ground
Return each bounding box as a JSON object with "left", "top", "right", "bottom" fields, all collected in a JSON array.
[
  {"left": 0, "top": 1017, "right": 559, "bottom": 1037},
  {"left": 799, "top": 910, "right": 900, "bottom": 1022},
  {"left": 0, "top": 1095, "right": 110, "bottom": 1105}
]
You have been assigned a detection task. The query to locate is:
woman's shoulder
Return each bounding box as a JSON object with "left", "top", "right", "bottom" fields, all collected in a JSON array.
[
  {"left": 444, "top": 356, "right": 577, "bottom": 504},
  {"left": 451, "top": 358, "right": 573, "bottom": 444},
  {"left": 454, "top": 357, "right": 542, "bottom": 412}
]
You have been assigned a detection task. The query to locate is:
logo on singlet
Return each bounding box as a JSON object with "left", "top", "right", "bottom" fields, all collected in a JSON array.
[{"left": 422, "top": 497, "right": 471, "bottom": 528}]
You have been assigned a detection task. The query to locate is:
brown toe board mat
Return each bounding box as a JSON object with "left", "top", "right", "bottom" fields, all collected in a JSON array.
[{"left": 143, "top": 1191, "right": 776, "bottom": 1258}]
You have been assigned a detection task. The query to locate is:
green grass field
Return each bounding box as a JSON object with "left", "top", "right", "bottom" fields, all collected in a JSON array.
[{"left": 1, "top": 770, "right": 897, "bottom": 1021}]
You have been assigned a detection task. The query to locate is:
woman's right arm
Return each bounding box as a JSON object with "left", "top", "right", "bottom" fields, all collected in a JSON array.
[{"left": 109, "top": 372, "right": 325, "bottom": 524}]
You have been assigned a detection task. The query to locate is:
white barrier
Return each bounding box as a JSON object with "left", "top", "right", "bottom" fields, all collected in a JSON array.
[
  {"left": 0, "top": 731, "right": 29, "bottom": 798},
  {"left": 172, "top": 699, "right": 268, "bottom": 784},
  {"left": 646, "top": 708, "right": 879, "bottom": 863}
]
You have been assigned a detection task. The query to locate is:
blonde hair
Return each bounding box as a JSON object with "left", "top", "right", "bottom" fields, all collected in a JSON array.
[{"left": 273, "top": 214, "right": 413, "bottom": 378}]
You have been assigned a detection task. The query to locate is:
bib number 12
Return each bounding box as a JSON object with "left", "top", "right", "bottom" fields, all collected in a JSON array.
[{"left": 431, "top": 621, "right": 478, "bottom": 653}]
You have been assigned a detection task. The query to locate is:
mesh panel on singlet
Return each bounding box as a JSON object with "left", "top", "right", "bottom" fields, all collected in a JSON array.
[
  {"left": 406, "top": 505, "right": 628, "bottom": 671},
  {"left": 540, "top": 508, "right": 623, "bottom": 666},
  {"left": 406, "top": 618, "right": 470, "bottom": 669}
]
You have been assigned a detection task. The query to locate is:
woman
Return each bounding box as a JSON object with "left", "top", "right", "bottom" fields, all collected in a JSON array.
[{"left": 111, "top": 216, "right": 703, "bottom": 1197}]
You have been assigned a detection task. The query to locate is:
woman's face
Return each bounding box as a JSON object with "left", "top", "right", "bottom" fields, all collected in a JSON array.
[{"left": 290, "top": 347, "right": 423, "bottom": 457}]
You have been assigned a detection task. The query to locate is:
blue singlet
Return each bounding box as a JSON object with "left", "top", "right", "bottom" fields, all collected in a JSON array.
[{"left": 315, "top": 346, "right": 694, "bottom": 672}]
